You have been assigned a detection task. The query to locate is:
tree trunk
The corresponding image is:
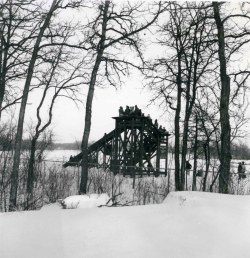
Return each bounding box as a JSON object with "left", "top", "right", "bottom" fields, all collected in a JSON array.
[
  {"left": 180, "top": 85, "right": 191, "bottom": 191},
  {"left": 192, "top": 115, "right": 198, "bottom": 191},
  {"left": 26, "top": 137, "right": 37, "bottom": 208},
  {"left": 0, "top": 17, "right": 9, "bottom": 121},
  {"left": 9, "top": 0, "right": 57, "bottom": 211},
  {"left": 174, "top": 54, "right": 182, "bottom": 191},
  {"left": 202, "top": 140, "right": 210, "bottom": 192},
  {"left": 213, "top": 2, "right": 231, "bottom": 194},
  {"left": 79, "top": 0, "right": 110, "bottom": 194}
]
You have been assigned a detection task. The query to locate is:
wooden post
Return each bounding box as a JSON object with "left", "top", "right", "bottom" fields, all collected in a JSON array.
[
  {"left": 131, "top": 117, "right": 135, "bottom": 178},
  {"left": 114, "top": 120, "right": 119, "bottom": 174},
  {"left": 103, "top": 134, "right": 106, "bottom": 165},
  {"left": 155, "top": 134, "right": 160, "bottom": 177},
  {"left": 139, "top": 118, "right": 144, "bottom": 177}
]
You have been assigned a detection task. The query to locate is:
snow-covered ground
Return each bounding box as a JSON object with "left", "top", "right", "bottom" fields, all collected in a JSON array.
[{"left": 1, "top": 191, "right": 250, "bottom": 258}]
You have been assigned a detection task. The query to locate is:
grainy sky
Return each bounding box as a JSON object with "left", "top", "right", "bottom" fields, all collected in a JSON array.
[
  {"left": 48, "top": 73, "right": 168, "bottom": 143},
  {"left": 21, "top": 1, "right": 171, "bottom": 144},
  {"left": 8, "top": 1, "right": 250, "bottom": 145}
]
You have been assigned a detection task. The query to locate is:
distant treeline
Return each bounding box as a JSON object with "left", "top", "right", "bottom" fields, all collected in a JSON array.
[
  {"left": 168, "top": 142, "right": 250, "bottom": 160},
  {"left": 1, "top": 136, "right": 250, "bottom": 160},
  {"left": 51, "top": 142, "right": 81, "bottom": 150},
  {"left": 51, "top": 141, "right": 95, "bottom": 150},
  {"left": 0, "top": 137, "right": 92, "bottom": 151},
  {"left": 231, "top": 143, "right": 250, "bottom": 160}
]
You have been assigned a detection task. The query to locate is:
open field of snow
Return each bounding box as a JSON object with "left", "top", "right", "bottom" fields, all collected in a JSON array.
[
  {"left": 43, "top": 150, "right": 250, "bottom": 193},
  {"left": 1, "top": 191, "right": 250, "bottom": 258},
  {"left": 1, "top": 149, "right": 250, "bottom": 212}
]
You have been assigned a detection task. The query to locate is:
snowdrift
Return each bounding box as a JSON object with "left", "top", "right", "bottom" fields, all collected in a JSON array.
[
  {"left": 61, "top": 193, "right": 112, "bottom": 209},
  {"left": 1, "top": 191, "right": 250, "bottom": 258}
]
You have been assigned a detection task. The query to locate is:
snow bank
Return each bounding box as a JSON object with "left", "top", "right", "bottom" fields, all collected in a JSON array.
[
  {"left": 62, "top": 193, "right": 111, "bottom": 209},
  {"left": 1, "top": 191, "right": 250, "bottom": 258},
  {"left": 40, "top": 203, "right": 62, "bottom": 211},
  {"left": 163, "top": 190, "right": 250, "bottom": 207}
]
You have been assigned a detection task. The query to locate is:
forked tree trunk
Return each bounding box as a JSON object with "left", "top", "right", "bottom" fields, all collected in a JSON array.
[{"left": 9, "top": 0, "right": 57, "bottom": 211}]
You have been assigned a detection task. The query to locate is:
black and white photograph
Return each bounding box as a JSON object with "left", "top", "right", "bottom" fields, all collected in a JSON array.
[{"left": 0, "top": 0, "right": 250, "bottom": 257}]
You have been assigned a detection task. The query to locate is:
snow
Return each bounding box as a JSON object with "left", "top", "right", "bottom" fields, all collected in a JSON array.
[
  {"left": 1, "top": 191, "right": 250, "bottom": 258},
  {"left": 61, "top": 193, "right": 112, "bottom": 209}
]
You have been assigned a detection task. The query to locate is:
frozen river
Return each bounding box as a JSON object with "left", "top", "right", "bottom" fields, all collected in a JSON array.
[
  {"left": 44, "top": 150, "right": 250, "bottom": 176},
  {"left": 45, "top": 149, "right": 80, "bottom": 162}
]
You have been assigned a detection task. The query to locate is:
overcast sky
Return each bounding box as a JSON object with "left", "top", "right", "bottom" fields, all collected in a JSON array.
[
  {"left": 20, "top": 1, "right": 171, "bottom": 144},
  {"left": 6, "top": 1, "right": 250, "bottom": 145},
  {"left": 47, "top": 73, "right": 169, "bottom": 143}
]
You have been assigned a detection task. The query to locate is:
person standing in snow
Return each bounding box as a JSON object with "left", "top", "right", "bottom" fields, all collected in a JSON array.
[
  {"left": 186, "top": 160, "right": 192, "bottom": 176},
  {"left": 241, "top": 161, "right": 246, "bottom": 179},
  {"left": 238, "top": 162, "right": 246, "bottom": 180},
  {"left": 238, "top": 162, "right": 242, "bottom": 177}
]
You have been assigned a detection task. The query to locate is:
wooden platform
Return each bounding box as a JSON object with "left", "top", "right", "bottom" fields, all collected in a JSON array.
[{"left": 63, "top": 107, "right": 170, "bottom": 177}]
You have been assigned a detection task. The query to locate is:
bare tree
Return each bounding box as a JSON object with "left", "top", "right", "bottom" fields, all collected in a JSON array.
[
  {"left": 146, "top": 2, "right": 250, "bottom": 192},
  {"left": 179, "top": 3, "right": 216, "bottom": 191},
  {"left": 8, "top": 0, "right": 89, "bottom": 211},
  {"left": 146, "top": 2, "right": 216, "bottom": 190},
  {"left": 79, "top": 0, "right": 164, "bottom": 194},
  {"left": 213, "top": 2, "right": 232, "bottom": 193},
  {"left": 9, "top": 0, "right": 60, "bottom": 211},
  {"left": 0, "top": 0, "right": 42, "bottom": 119},
  {"left": 26, "top": 44, "right": 83, "bottom": 208}
]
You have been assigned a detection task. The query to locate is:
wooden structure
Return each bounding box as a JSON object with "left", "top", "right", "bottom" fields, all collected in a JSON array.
[{"left": 63, "top": 106, "right": 170, "bottom": 177}]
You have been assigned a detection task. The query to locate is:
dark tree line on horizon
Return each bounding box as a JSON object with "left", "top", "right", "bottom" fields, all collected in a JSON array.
[{"left": 2, "top": 137, "right": 250, "bottom": 161}]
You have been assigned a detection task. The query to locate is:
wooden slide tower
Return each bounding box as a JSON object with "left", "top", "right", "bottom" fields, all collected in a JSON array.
[{"left": 63, "top": 106, "right": 170, "bottom": 177}]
